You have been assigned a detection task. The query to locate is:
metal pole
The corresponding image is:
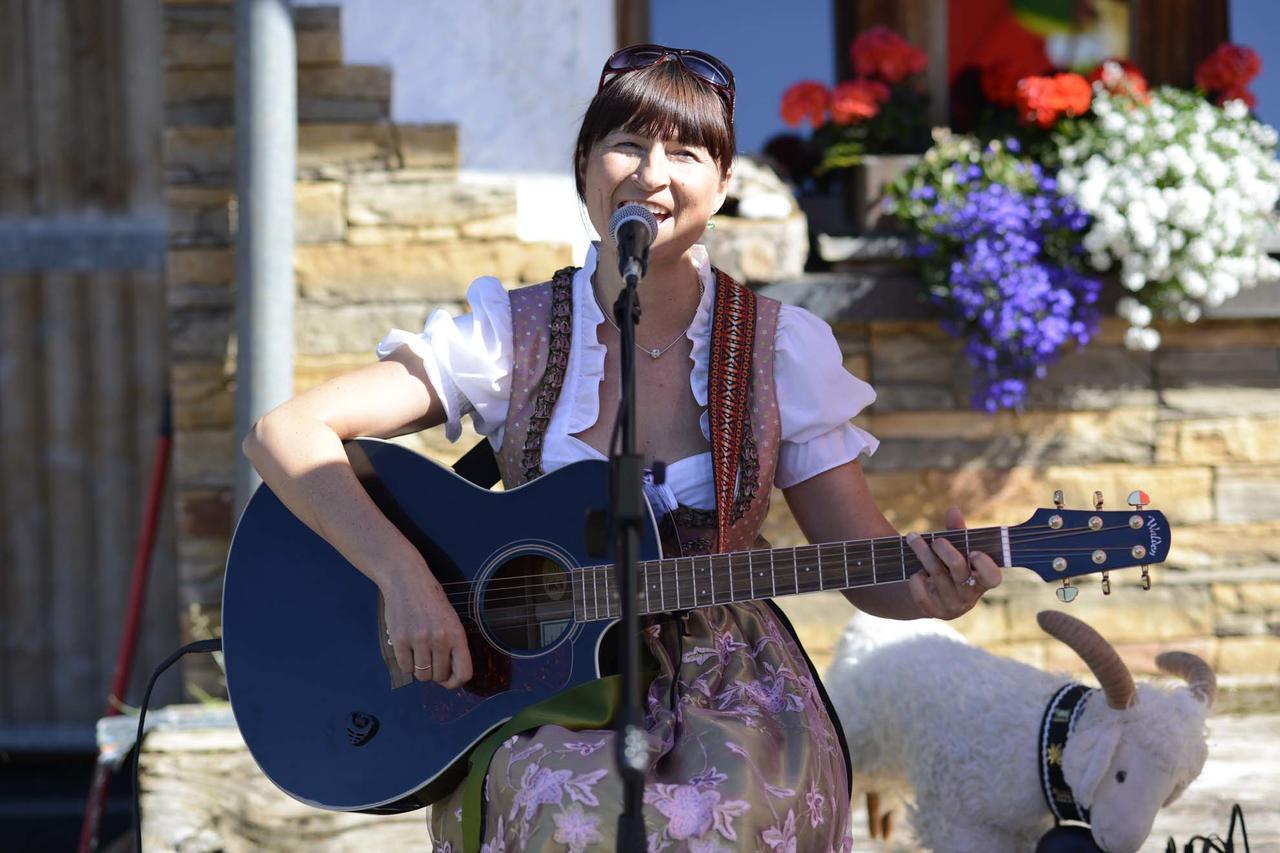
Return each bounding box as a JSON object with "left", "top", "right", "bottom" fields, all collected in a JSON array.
[{"left": 233, "top": 0, "right": 296, "bottom": 517}]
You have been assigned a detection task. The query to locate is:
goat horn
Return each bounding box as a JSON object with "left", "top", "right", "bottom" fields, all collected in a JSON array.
[
  {"left": 1037, "top": 610, "right": 1136, "bottom": 710},
  {"left": 1156, "top": 651, "right": 1217, "bottom": 709}
]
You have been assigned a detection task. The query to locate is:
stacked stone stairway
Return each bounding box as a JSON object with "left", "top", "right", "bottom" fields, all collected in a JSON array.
[{"left": 161, "top": 1, "right": 571, "bottom": 699}]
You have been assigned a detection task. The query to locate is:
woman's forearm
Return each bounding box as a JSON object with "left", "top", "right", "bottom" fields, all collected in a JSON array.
[{"left": 242, "top": 411, "right": 430, "bottom": 588}]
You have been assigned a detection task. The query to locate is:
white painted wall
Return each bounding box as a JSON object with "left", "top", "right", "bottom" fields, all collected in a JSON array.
[{"left": 294, "top": 0, "right": 612, "bottom": 259}]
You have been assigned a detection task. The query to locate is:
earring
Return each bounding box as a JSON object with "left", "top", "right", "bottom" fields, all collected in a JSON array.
[{"left": 706, "top": 219, "right": 716, "bottom": 231}]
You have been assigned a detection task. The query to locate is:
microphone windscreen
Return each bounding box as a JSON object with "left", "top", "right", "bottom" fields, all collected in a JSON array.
[{"left": 608, "top": 204, "right": 659, "bottom": 248}]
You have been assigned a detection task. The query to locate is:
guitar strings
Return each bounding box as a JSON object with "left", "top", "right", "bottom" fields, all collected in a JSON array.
[
  {"left": 426, "top": 523, "right": 1156, "bottom": 620},
  {"left": 431, "top": 530, "right": 1153, "bottom": 615},
  {"left": 422, "top": 520, "right": 1152, "bottom": 598}
]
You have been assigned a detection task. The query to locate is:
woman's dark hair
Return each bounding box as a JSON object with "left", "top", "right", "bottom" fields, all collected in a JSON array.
[{"left": 573, "top": 60, "right": 735, "bottom": 202}]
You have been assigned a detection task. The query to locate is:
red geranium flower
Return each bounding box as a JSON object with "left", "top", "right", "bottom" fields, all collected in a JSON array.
[
  {"left": 830, "top": 78, "right": 892, "bottom": 124},
  {"left": 1195, "top": 43, "right": 1262, "bottom": 95},
  {"left": 850, "top": 26, "right": 927, "bottom": 84},
  {"left": 780, "top": 81, "right": 831, "bottom": 128},
  {"left": 1015, "top": 73, "right": 1092, "bottom": 129}
]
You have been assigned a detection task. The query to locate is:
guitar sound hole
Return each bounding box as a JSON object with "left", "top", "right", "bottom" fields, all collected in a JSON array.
[{"left": 482, "top": 554, "right": 574, "bottom": 652}]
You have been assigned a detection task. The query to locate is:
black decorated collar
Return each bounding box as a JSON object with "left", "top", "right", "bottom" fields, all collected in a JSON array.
[{"left": 1039, "top": 682, "right": 1095, "bottom": 825}]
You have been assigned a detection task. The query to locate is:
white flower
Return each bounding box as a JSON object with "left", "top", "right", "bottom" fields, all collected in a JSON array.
[
  {"left": 1225, "top": 99, "right": 1249, "bottom": 121},
  {"left": 1180, "top": 270, "right": 1209, "bottom": 298},
  {"left": 1210, "top": 270, "right": 1240, "bottom": 300},
  {"left": 1122, "top": 270, "right": 1146, "bottom": 291},
  {"left": 1187, "top": 238, "right": 1215, "bottom": 266},
  {"left": 1178, "top": 301, "right": 1203, "bottom": 322},
  {"left": 1124, "top": 326, "right": 1161, "bottom": 351},
  {"left": 1103, "top": 111, "right": 1127, "bottom": 133}
]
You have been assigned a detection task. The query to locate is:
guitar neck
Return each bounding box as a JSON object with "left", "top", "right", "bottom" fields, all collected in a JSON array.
[{"left": 570, "top": 527, "right": 1009, "bottom": 622}]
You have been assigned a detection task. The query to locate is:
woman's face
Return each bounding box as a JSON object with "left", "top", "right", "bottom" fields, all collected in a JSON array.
[{"left": 581, "top": 129, "right": 731, "bottom": 265}]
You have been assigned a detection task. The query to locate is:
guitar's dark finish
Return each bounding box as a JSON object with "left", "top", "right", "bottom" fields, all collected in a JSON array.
[
  {"left": 222, "top": 437, "right": 1171, "bottom": 813},
  {"left": 222, "top": 439, "right": 660, "bottom": 812}
]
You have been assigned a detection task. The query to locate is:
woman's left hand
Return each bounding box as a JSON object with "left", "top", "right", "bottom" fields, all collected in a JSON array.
[{"left": 905, "top": 506, "right": 1003, "bottom": 620}]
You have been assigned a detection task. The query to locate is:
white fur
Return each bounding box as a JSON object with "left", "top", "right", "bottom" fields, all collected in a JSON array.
[{"left": 825, "top": 617, "right": 1211, "bottom": 853}]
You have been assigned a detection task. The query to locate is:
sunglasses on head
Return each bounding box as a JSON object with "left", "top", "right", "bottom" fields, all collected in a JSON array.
[{"left": 598, "top": 43, "right": 736, "bottom": 119}]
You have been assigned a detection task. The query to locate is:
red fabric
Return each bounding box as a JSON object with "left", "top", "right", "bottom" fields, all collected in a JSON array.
[{"left": 948, "top": 0, "right": 1050, "bottom": 85}]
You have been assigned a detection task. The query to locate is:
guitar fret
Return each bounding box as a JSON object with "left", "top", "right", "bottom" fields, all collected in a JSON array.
[
  {"left": 770, "top": 550, "right": 777, "bottom": 597},
  {"left": 574, "top": 569, "right": 583, "bottom": 621},
  {"left": 727, "top": 553, "right": 734, "bottom": 602},
  {"left": 748, "top": 552, "right": 755, "bottom": 599},
  {"left": 642, "top": 561, "right": 650, "bottom": 615},
  {"left": 899, "top": 537, "right": 906, "bottom": 581},
  {"left": 660, "top": 558, "right": 670, "bottom": 612},
  {"left": 843, "top": 541, "right": 850, "bottom": 588},
  {"left": 593, "top": 567, "right": 601, "bottom": 620},
  {"left": 871, "top": 540, "right": 877, "bottom": 584}
]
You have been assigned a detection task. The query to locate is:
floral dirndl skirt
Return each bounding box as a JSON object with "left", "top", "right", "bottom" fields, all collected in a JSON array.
[{"left": 428, "top": 601, "right": 852, "bottom": 852}]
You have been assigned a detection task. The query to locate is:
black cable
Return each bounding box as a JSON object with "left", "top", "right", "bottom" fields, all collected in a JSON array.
[{"left": 132, "top": 639, "right": 223, "bottom": 853}]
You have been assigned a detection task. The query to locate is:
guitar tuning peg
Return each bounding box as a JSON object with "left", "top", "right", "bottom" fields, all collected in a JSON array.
[
  {"left": 1056, "top": 579, "right": 1078, "bottom": 603},
  {"left": 1053, "top": 490, "right": 1065, "bottom": 510},
  {"left": 1101, "top": 571, "right": 1111, "bottom": 595},
  {"left": 1140, "top": 565, "right": 1151, "bottom": 590},
  {"left": 1127, "top": 490, "right": 1150, "bottom": 510},
  {"left": 1094, "top": 490, "right": 1104, "bottom": 511}
]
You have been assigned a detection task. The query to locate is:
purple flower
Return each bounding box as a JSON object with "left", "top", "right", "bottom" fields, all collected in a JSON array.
[{"left": 913, "top": 175, "right": 1101, "bottom": 410}]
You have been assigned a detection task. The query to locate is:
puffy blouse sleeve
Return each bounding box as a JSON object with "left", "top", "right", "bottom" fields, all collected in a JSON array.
[
  {"left": 374, "top": 276, "right": 513, "bottom": 446},
  {"left": 774, "top": 304, "right": 880, "bottom": 489}
]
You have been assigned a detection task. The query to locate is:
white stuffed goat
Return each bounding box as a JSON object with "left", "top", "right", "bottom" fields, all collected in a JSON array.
[{"left": 825, "top": 610, "right": 1216, "bottom": 853}]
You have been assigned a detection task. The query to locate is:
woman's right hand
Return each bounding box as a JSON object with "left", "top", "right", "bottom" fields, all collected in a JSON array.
[{"left": 380, "top": 564, "right": 474, "bottom": 689}]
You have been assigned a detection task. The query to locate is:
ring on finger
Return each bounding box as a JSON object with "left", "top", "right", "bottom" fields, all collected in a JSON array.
[
  {"left": 414, "top": 663, "right": 433, "bottom": 671},
  {"left": 963, "top": 575, "right": 977, "bottom": 587}
]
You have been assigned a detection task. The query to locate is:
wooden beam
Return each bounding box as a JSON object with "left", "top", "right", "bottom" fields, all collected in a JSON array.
[
  {"left": 615, "top": 0, "right": 649, "bottom": 49},
  {"left": 1131, "top": 0, "right": 1229, "bottom": 88}
]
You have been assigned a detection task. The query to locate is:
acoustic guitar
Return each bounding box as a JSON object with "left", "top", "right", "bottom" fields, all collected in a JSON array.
[{"left": 220, "top": 437, "right": 1170, "bottom": 813}]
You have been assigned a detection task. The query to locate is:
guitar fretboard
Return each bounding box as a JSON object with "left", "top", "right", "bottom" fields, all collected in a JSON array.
[{"left": 571, "top": 527, "right": 1007, "bottom": 622}]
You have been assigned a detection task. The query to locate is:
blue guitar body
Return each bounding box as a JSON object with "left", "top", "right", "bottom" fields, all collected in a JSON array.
[{"left": 221, "top": 437, "right": 659, "bottom": 812}]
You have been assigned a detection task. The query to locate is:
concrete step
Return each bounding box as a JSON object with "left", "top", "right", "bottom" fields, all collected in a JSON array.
[
  {"left": 166, "top": 65, "right": 393, "bottom": 126},
  {"left": 165, "top": 5, "right": 343, "bottom": 70}
]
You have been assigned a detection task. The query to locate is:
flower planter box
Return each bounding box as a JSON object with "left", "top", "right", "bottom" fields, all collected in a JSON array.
[
  {"left": 797, "top": 154, "right": 921, "bottom": 239},
  {"left": 844, "top": 153, "right": 921, "bottom": 234}
]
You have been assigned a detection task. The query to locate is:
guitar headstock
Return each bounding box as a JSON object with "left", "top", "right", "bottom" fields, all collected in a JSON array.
[{"left": 1011, "top": 490, "right": 1170, "bottom": 602}]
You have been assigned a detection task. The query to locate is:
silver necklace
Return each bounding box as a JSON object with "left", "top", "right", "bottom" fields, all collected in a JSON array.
[{"left": 594, "top": 278, "right": 705, "bottom": 359}]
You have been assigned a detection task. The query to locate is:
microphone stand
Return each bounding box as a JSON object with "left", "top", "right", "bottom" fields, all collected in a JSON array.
[{"left": 611, "top": 252, "right": 649, "bottom": 852}]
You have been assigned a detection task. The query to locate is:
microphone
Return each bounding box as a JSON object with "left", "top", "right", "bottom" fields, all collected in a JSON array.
[{"left": 608, "top": 204, "right": 659, "bottom": 282}]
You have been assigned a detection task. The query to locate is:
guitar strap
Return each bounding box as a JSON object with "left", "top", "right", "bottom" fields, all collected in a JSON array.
[{"left": 707, "top": 268, "right": 757, "bottom": 550}]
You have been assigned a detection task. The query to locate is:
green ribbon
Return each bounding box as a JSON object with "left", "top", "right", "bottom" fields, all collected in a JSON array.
[{"left": 460, "top": 659, "right": 657, "bottom": 853}]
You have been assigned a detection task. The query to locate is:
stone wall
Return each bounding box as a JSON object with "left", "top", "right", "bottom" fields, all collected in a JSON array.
[{"left": 769, "top": 314, "right": 1280, "bottom": 686}]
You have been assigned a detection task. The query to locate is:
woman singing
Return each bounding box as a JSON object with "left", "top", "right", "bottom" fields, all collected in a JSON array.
[{"left": 243, "top": 44, "right": 1003, "bottom": 852}]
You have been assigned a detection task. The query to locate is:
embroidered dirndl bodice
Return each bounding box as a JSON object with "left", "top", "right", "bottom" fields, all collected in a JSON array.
[{"left": 494, "top": 266, "right": 781, "bottom": 558}]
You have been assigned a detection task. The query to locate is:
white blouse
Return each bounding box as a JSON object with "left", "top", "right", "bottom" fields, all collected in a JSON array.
[{"left": 376, "top": 243, "right": 878, "bottom": 512}]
